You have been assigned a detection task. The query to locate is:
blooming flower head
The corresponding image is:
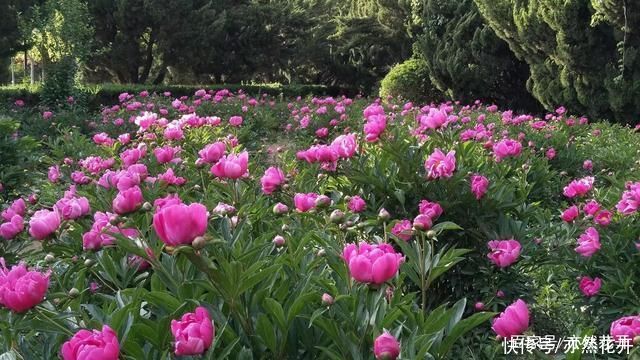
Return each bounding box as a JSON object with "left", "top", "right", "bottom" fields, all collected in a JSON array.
[
  {"left": 492, "top": 299, "right": 529, "bottom": 338},
  {"left": 373, "top": 332, "right": 400, "bottom": 360},
  {"left": 487, "top": 239, "right": 521, "bottom": 268},
  {"left": 211, "top": 151, "right": 249, "bottom": 179},
  {"left": 342, "top": 243, "right": 404, "bottom": 285},
  {"left": 575, "top": 227, "right": 601, "bottom": 257},
  {"left": 0, "top": 258, "right": 49, "bottom": 312},
  {"left": 425, "top": 148, "right": 456, "bottom": 179},
  {"left": 171, "top": 307, "right": 215, "bottom": 356},
  {"left": 61, "top": 325, "right": 119, "bottom": 360},
  {"left": 563, "top": 177, "right": 594, "bottom": 198},
  {"left": 578, "top": 276, "right": 602, "bottom": 297}
]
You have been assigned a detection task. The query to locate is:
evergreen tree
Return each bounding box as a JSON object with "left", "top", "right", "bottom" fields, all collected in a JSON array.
[
  {"left": 414, "top": 0, "right": 537, "bottom": 110},
  {"left": 473, "top": 0, "right": 640, "bottom": 123}
]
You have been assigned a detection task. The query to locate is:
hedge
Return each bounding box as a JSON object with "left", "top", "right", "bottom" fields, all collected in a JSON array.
[{"left": 0, "top": 83, "right": 359, "bottom": 110}]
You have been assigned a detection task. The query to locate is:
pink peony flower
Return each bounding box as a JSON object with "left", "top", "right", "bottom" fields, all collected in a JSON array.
[
  {"left": 578, "top": 276, "right": 601, "bottom": 297},
  {"left": 583, "top": 160, "right": 593, "bottom": 171},
  {"left": 331, "top": 133, "right": 358, "bottom": 158},
  {"left": 610, "top": 315, "right": 640, "bottom": 342},
  {"left": 210, "top": 151, "right": 249, "bottom": 179},
  {"left": 616, "top": 182, "right": 640, "bottom": 215},
  {"left": 419, "top": 107, "right": 448, "bottom": 130},
  {"left": 48, "top": 165, "right": 61, "bottom": 183},
  {"left": 0, "top": 215, "right": 24, "bottom": 239},
  {"left": 492, "top": 299, "right": 529, "bottom": 338},
  {"left": 171, "top": 307, "right": 215, "bottom": 356},
  {"left": 294, "top": 193, "right": 318, "bottom": 212},
  {"left": 583, "top": 200, "right": 600, "bottom": 216},
  {"left": 561, "top": 205, "right": 579, "bottom": 222},
  {"left": 364, "top": 114, "right": 387, "bottom": 142},
  {"left": 563, "top": 177, "right": 594, "bottom": 198},
  {"left": 492, "top": 139, "right": 522, "bottom": 161},
  {"left": 61, "top": 325, "right": 119, "bottom": 360},
  {"left": 373, "top": 332, "right": 400, "bottom": 360},
  {"left": 260, "top": 167, "right": 286, "bottom": 195},
  {"left": 28, "top": 209, "right": 61, "bottom": 240},
  {"left": 0, "top": 258, "right": 49, "bottom": 312},
  {"left": 153, "top": 203, "right": 208, "bottom": 246},
  {"left": 229, "top": 115, "right": 243, "bottom": 127},
  {"left": 342, "top": 243, "right": 404, "bottom": 285},
  {"left": 348, "top": 196, "right": 366, "bottom": 213},
  {"left": 487, "top": 239, "right": 521, "bottom": 268},
  {"left": 153, "top": 145, "right": 181, "bottom": 164},
  {"left": 112, "top": 186, "right": 143, "bottom": 214},
  {"left": 594, "top": 210, "right": 612, "bottom": 226},
  {"left": 425, "top": 148, "right": 456, "bottom": 179},
  {"left": 55, "top": 196, "right": 90, "bottom": 220},
  {"left": 418, "top": 200, "right": 443, "bottom": 220},
  {"left": 575, "top": 227, "right": 601, "bottom": 257},
  {"left": 391, "top": 220, "right": 412, "bottom": 241},
  {"left": 471, "top": 175, "right": 489, "bottom": 200}
]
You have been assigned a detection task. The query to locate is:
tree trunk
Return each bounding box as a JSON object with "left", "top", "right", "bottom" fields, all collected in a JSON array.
[
  {"left": 139, "top": 31, "right": 155, "bottom": 83},
  {"left": 152, "top": 64, "right": 167, "bottom": 85}
]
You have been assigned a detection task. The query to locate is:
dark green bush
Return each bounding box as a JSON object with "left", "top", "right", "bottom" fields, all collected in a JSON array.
[{"left": 379, "top": 59, "right": 442, "bottom": 102}]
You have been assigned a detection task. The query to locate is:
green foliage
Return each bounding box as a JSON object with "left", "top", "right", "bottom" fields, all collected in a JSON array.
[
  {"left": 0, "top": 117, "right": 41, "bottom": 198},
  {"left": 413, "top": 0, "right": 538, "bottom": 110},
  {"left": 40, "top": 56, "right": 76, "bottom": 105},
  {"left": 473, "top": 0, "right": 640, "bottom": 123},
  {"left": 379, "top": 58, "right": 442, "bottom": 102}
]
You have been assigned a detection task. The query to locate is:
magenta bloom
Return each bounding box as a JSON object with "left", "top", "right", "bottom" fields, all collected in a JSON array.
[
  {"left": 348, "top": 195, "right": 366, "bottom": 213},
  {"left": 364, "top": 114, "right": 387, "bottom": 142},
  {"left": 260, "top": 167, "right": 286, "bottom": 195},
  {"left": 471, "top": 175, "right": 489, "bottom": 200},
  {"left": 616, "top": 182, "right": 640, "bottom": 215},
  {"left": 61, "top": 325, "right": 119, "bottom": 360},
  {"left": 425, "top": 148, "right": 456, "bottom": 179},
  {"left": 492, "top": 139, "right": 522, "bottom": 161},
  {"left": 55, "top": 196, "right": 90, "bottom": 220},
  {"left": 211, "top": 151, "right": 249, "bottom": 179},
  {"left": 563, "top": 177, "right": 594, "bottom": 198},
  {"left": 294, "top": 193, "right": 318, "bottom": 212},
  {"left": 48, "top": 165, "right": 61, "bottom": 183},
  {"left": 342, "top": 243, "right": 404, "bottom": 285},
  {"left": 0, "top": 215, "right": 24, "bottom": 239},
  {"left": 198, "top": 142, "right": 226, "bottom": 164},
  {"left": 1, "top": 199, "right": 26, "bottom": 221},
  {"left": 575, "top": 227, "right": 601, "bottom": 257},
  {"left": 0, "top": 259, "right": 49, "bottom": 312},
  {"left": 560, "top": 205, "right": 579, "bottom": 223},
  {"left": 492, "top": 299, "right": 529, "bottom": 339},
  {"left": 171, "top": 307, "right": 215, "bottom": 356},
  {"left": 583, "top": 200, "right": 600, "bottom": 216},
  {"left": 391, "top": 220, "right": 412, "bottom": 241},
  {"left": 594, "top": 210, "right": 612, "bottom": 226},
  {"left": 331, "top": 133, "right": 358, "bottom": 159},
  {"left": 487, "top": 239, "right": 521, "bottom": 268},
  {"left": 229, "top": 115, "right": 243, "bottom": 126},
  {"left": 578, "top": 276, "right": 601, "bottom": 297},
  {"left": 418, "top": 200, "right": 443, "bottom": 220},
  {"left": 419, "top": 107, "right": 448, "bottom": 130},
  {"left": 610, "top": 315, "right": 640, "bottom": 342},
  {"left": 28, "top": 209, "right": 61, "bottom": 240},
  {"left": 153, "top": 145, "right": 181, "bottom": 164},
  {"left": 112, "top": 186, "right": 143, "bottom": 214},
  {"left": 153, "top": 203, "right": 208, "bottom": 246},
  {"left": 373, "top": 332, "right": 400, "bottom": 360}
]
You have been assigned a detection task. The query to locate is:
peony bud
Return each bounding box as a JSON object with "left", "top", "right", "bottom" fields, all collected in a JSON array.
[
  {"left": 634, "top": 336, "right": 640, "bottom": 346},
  {"left": 330, "top": 210, "right": 345, "bottom": 223},
  {"left": 474, "top": 302, "right": 485, "bottom": 311},
  {"left": 68, "top": 288, "right": 80, "bottom": 298},
  {"left": 273, "top": 203, "right": 289, "bottom": 215},
  {"left": 316, "top": 249, "right": 326, "bottom": 257},
  {"left": 44, "top": 253, "right": 55, "bottom": 263},
  {"left": 426, "top": 230, "right": 437, "bottom": 239},
  {"left": 84, "top": 259, "right": 95, "bottom": 267},
  {"left": 142, "top": 202, "right": 153, "bottom": 211},
  {"left": 273, "top": 235, "right": 285, "bottom": 247},
  {"left": 378, "top": 208, "right": 391, "bottom": 221},
  {"left": 321, "top": 293, "right": 334, "bottom": 306},
  {"left": 315, "top": 195, "right": 331, "bottom": 208},
  {"left": 192, "top": 236, "right": 206, "bottom": 250}
]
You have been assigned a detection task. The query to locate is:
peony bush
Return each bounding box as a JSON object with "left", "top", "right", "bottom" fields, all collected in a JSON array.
[{"left": 1, "top": 89, "right": 640, "bottom": 358}]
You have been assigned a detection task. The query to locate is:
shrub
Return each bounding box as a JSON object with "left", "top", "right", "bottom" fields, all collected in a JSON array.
[{"left": 379, "top": 59, "right": 442, "bottom": 102}]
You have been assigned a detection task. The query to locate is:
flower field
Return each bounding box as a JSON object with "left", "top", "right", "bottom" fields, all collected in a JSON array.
[{"left": 1, "top": 89, "right": 640, "bottom": 359}]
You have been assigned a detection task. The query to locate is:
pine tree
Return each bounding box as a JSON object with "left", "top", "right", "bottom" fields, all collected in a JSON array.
[{"left": 473, "top": 0, "right": 640, "bottom": 123}]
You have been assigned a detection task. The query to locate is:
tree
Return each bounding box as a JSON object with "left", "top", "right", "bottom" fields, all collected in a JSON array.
[
  {"left": 413, "top": 0, "right": 537, "bottom": 110},
  {"left": 473, "top": 0, "right": 640, "bottom": 123}
]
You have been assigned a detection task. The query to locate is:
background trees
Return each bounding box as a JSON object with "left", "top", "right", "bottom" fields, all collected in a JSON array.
[{"left": 2, "top": 0, "right": 640, "bottom": 123}]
